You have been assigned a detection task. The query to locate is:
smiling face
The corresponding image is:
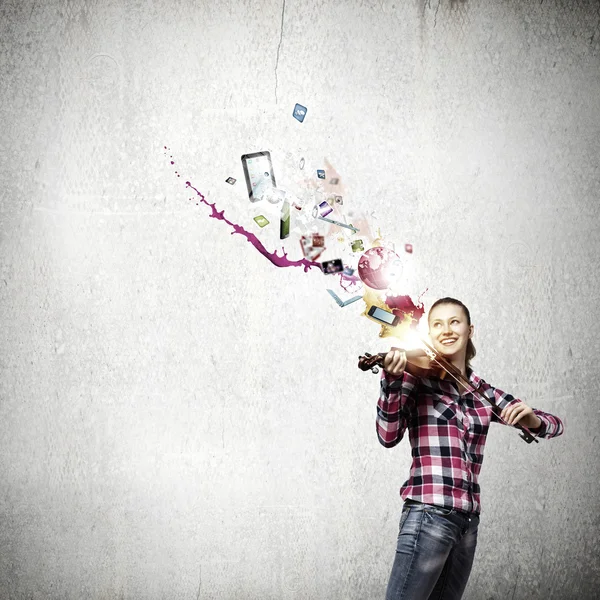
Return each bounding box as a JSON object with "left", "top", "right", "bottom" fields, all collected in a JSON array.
[{"left": 428, "top": 302, "right": 474, "bottom": 367}]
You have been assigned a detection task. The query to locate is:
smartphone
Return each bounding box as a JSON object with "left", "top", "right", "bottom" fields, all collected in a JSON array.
[
  {"left": 367, "top": 305, "right": 400, "bottom": 327},
  {"left": 280, "top": 201, "right": 290, "bottom": 239},
  {"left": 241, "top": 151, "right": 276, "bottom": 202}
]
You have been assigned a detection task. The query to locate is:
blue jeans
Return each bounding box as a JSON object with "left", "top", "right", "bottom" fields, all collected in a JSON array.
[{"left": 385, "top": 501, "right": 480, "bottom": 600}]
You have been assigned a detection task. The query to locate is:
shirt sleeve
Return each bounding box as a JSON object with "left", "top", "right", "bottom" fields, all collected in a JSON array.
[
  {"left": 376, "top": 370, "right": 419, "bottom": 448},
  {"left": 485, "top": 383, "right": 565, "bottom": 439}
]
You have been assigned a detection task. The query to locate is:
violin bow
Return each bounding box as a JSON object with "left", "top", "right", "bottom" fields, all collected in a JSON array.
[{"left": 417, "top": 337, "right": 539, "bottom": 444}]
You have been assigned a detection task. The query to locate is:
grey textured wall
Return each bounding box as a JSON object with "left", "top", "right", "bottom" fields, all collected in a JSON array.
[{"left": 1, "top": 0, "right": 599, "bottom": 599}]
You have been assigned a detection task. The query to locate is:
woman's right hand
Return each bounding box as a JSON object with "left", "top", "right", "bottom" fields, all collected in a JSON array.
[{"left": 383, "top": 347, "right": 407, "bottom": 376}]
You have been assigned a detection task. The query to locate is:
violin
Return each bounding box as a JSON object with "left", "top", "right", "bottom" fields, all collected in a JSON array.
[{"left": 358, "top": 344, "right": 539, "bottom": 444}]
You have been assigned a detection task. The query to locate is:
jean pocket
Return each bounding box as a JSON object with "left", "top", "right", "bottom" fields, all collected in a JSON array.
[
  {"left": 423, "top": 504, "right": 454, "bottom": 517},
  {"left": 397, "top": 506, "right": 411, "bottom": 534}
]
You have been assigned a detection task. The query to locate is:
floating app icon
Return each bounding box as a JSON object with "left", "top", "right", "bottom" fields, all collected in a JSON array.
[
  {"left": 291, "top": 196, "right": 305, "bottom": 211},
  {"left": 253, "top": 215, "right": 270, "bottom": 228},
  {"left": 405, "top": 243, "right": 413, "bottom": 253},
  {"left": 290, "top": 194, "right": 305, "bottom": 211},
  {"left": 342, "top": 266, "right": 355, "bottom": 277},
  {"left": 226, "top": 177, "right": 236, "bottom": 185},
  {"left": 351, "top": 239, "right": 365, "bottom": 253},
  {"left": 312, "top": 234, "right": 324, "bottom": 247},
  {"left": 334, "top": 195, "right": 343, "bottom": 205},
  {"left": 312, "top": 200, "right": 333, "bottom": 219},
  {"left": 300, "top": 235, "right": 325, "bottom": 260},
  {"left": 317, "top": 170, "right": 325, "bottom": 179},
  {"left": 321, "top": 259, "right": 344, "bottom": 274},
  {"left": 293, "top": 103, "right": 307, "bottom": 122},
  {"left": 326, "top": 289, "right": 362, "bottom": 308},
  {"left": 329, "top": 178, "right": 339, "bottom": 185}
]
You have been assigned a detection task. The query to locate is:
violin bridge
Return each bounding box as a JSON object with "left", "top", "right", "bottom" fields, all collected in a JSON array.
[{"left": 423, "top": 347, "right": 437, "bottom": 360}]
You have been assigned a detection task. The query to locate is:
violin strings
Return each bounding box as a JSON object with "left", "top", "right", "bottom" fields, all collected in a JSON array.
[{"left": 421, "top": 343, "right": 522, "bottom": 432}]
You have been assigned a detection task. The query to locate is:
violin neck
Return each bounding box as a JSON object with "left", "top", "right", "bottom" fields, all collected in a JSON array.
[
  {"left": 419, "top": 340, "right": 467, "bottom": 383},
  {"left": 433, "top": 355, "right": 464, "bottom": 380}
]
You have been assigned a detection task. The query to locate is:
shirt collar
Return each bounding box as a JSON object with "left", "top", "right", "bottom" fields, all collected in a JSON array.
[
  {"left": 441, "top": 367, "right": 482, "bottom": 394},
  {"left": 465, "top": 368, "right": 483, "bottom": 392}
]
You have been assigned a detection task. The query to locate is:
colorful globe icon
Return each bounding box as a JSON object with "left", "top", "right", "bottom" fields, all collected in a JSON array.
[{"left": 357, "top": 247, "right": 403, "bottom": 290}]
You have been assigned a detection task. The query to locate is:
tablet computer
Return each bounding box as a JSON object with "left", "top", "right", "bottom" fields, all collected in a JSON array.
[{"left": 241, "top": 151, "right": 277, "bottom": 202}]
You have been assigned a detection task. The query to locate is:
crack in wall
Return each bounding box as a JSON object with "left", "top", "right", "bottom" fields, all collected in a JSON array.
[
  {"left": 421, "top": 0, "right": 430, "bottom": 20},
  {"left": 274, "top": 0, "right": 286, "bottom": 104},
  {"left": 195, "top": 564, "right": 202, "bottom": 600},
  {"left": 510, "top": 564, "right": 521, "bottom": 600}
]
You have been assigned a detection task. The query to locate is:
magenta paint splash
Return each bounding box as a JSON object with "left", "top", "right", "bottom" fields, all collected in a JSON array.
[
  {"left": 184, "top": 180, "right": 321, "bottom": 272},
  {"left": 162, "top": 148, "right": 320, "bottom": 272},
  {"left": 338, "top": 272, "right": 362, "bottom": 293},
  {"left": 385, "top": 293, "right": 426, "bottom": 326}
]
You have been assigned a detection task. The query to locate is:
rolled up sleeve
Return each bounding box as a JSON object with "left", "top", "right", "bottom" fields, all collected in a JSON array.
[{"left": 376, "top": 370, "right": 419, "bottom": 448}]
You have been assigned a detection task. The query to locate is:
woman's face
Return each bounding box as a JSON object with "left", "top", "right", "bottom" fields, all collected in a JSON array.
[{"left": 428, "top": 303, "right": 474, "bottom": 360}]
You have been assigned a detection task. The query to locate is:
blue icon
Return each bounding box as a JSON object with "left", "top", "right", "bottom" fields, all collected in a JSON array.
[
  {"left": 317, "top": 170, "right": 325, "bottom": 179},
  {"left": 293, "top": 103, "right": 307, "bottom": 123}
]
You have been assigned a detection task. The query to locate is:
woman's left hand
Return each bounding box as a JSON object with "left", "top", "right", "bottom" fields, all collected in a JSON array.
[{"left": 500, "top": 401, "right": 542, "bottom": 429}]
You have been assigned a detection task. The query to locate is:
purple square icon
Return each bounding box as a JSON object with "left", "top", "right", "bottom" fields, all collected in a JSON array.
[{"left": 293, "top": 103, "right": 307, "bottom": 122}]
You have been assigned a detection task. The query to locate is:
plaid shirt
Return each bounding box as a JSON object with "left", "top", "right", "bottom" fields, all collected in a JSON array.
[{"left": 376, "top": 368, "right": 564, "bottom": 514}]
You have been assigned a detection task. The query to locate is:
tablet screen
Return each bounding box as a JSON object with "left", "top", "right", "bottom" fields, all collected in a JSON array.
[{"left": 242, "top": 152, "right": 276, "bottom": 202}]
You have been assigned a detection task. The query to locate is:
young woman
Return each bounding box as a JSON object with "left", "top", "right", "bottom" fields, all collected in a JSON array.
[{"left": 377, "top": 297, "right": 564, "bottom": 600}]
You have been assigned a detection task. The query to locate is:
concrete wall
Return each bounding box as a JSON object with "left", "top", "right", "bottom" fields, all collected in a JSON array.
[{"left": 1, "top": 0, "right": 599, "bottom": 598}]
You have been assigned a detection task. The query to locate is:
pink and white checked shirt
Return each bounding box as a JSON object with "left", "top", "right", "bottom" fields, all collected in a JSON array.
[{"left": 376, "top": 368, "right": 564, "bottom": 514}]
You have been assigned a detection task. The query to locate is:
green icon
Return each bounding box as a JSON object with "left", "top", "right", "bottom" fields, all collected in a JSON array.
[
  {"left": 253, "top": 215, "right": 270, "bottom": 228},
  {"left": 351, "top": 239, "right": 364, "bottom": 252}
]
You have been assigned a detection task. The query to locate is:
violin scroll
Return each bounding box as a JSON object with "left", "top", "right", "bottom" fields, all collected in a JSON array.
[
  {"left": 358, "top": 352, "right": 386, "bottom": 374},
  {"left": 358, "top": 348, "right": 437, "bottom": 378}
]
